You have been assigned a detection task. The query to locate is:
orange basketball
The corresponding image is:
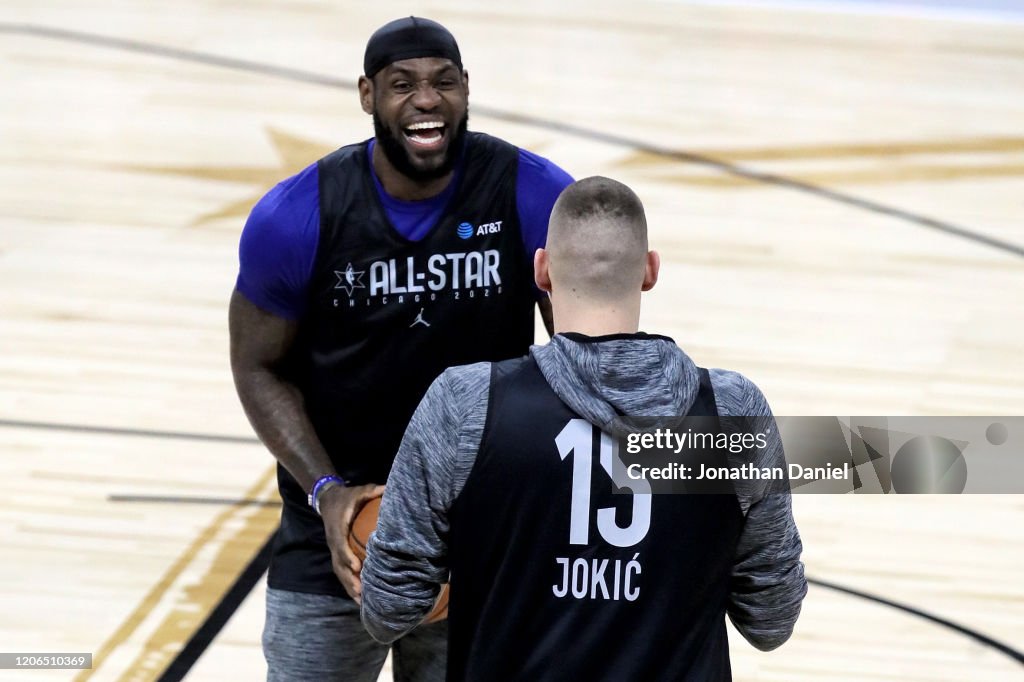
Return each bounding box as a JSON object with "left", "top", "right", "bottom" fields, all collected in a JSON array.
[
  {"left": 347, "top": 497, "right": 381, "bottom": 561},
  {"left": 348, "top": 496, "right": 449, "bottom": 624}
]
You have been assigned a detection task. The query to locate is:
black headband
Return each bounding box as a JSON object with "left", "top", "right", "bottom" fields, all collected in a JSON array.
[{"left": 363, "top": 16, "right": 462, "bottom": 79}]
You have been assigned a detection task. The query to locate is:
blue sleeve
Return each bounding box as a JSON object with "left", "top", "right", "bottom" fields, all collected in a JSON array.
[
  {"left": 235, "top": 163, "right": 320, "bottom": 320},
  {"left": 515, "top": 149, "right": 573, "bottom": 276}
]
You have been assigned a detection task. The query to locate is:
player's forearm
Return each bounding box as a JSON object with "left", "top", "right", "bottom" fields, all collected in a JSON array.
[
  {"left": 360, "top": 452, "right": 446, "bottom": 645},
  {"left": 361, "top": 374, "right": 453, "bottom": 640},
  {"left": 362, "top": 366, "right": 492, "bottom": 641},
  {"left": 361, "top": 544, "right": 437, "bottom": 644},
  {"left": 360, "top": 459, "right": 442, "bottom": 644},
  {"left": 234, "top": 367, "right": 336, "bottom": 492},
  {"left": 727, "top": 493, "right": 807, "bottom": 651}
]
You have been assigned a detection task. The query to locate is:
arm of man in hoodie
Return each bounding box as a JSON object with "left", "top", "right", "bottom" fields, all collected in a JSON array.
[
  {"left": 711, "top": 369, "right": 808, "bottom": 651},
  {"left": 360, "top": 363, "right": 491, "bottom": 644}
]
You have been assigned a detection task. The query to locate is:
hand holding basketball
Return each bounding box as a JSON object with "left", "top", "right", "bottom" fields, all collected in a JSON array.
[
  {"left": 320, "top": 483, "right": 385, "bottom": 602},
  {"left": 349, "top": 497, "right": 450, "bottom": 624}
]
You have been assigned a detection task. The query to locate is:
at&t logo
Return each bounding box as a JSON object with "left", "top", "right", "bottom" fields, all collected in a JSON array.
[{"left": 457, "top": 220, "right": 503, "bottom": 240}]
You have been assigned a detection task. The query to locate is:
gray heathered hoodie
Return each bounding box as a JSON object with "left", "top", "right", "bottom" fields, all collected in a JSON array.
[{"left": 362, "top": 333, "right": 807, "bottom": 652}]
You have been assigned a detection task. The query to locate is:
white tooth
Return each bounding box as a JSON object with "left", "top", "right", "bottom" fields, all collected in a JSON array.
[{"left": 407, "top": 122, "right": 443, "bottom": 131}]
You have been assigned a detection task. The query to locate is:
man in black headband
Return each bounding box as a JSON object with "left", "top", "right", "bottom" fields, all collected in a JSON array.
[
  {"left": 229, "top": 15, "right": 573, "bottom": 681},
  {"left": 362, "top": 17, "right": 467, "bottom": 187}
]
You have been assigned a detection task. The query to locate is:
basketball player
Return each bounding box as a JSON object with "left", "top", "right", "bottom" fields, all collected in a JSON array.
[
  {"left": 229, "top": 16, "right": 572, "bottom": 681},
  {"left": 361, "top": 177, "right": 807, "bottom": 680}
]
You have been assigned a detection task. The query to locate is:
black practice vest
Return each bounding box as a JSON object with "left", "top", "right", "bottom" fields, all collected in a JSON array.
[
  {"left": 448, "top": 356, "right": 744, "bottom": 681},
  {"left": 270, "top": 133, "right": 537, "bottom": 595}
]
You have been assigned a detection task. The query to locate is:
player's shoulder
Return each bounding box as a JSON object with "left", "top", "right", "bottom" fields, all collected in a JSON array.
[
  {"left": 318, "top": 139, "right": 371, "bottom": 174},
  {"left": 247, "top": 161, "right": 320, "bottom": 234},
  {"left": 516, "top": 146, "right": 573, "bottom": 190},
  {"left": 466, "top": 132, "right": 571, "bottom": 186},
  {"left": 439, "top": 361, "right": 493, "bottom": 397},
  {"left": 425, "top": 363, "right": 493, "bottom": 424},
  {"left": 465, "top": 130, "right": 515, "bottom": 152},
  {"left": 707, "top": 367, "right": 773, "bottom": 417}
]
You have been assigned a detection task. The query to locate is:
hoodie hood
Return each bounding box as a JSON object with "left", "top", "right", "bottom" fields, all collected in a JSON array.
[{"left": 530, "top": 332, "right": 701, "bottom": 438}]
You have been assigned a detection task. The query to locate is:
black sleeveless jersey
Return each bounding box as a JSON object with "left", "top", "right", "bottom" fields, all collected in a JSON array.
[
  {"left": 270, "top": 132, "right": 537, "bottom": 596},
  {"left": 447, "top": 357, "right": 744, "bottom": 681}
]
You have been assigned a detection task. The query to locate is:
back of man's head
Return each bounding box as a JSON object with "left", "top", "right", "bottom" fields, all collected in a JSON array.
[{"left": 545, "top": 176, "right": 649, "bottom": 302}]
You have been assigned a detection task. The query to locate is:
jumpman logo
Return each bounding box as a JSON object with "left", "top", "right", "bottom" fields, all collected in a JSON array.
[{"left": 410, "top": 308, "right": 431, "bottom": 328}]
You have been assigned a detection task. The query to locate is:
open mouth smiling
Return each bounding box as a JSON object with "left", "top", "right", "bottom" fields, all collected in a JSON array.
[{"left": 403, "top": 120, "right": 447, "bottom": 149}]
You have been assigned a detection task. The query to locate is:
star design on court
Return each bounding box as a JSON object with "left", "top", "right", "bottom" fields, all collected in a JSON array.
[
  {"left": 125, "top": 127, "right": 336, "bottom": 226},
  {"left": 334, "top": 263, "right": 366, "bottom": 296}
]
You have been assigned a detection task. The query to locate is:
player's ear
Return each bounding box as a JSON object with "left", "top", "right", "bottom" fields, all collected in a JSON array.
[
  {"left": 358, "top": 75, "right": 374, "bottom": 115},
  {"left": 462, "top": 69, "right": 469, "bottom": 96},
  {"left": 641, "top": 250, "right": 659, "bottom": 292},
  {"left": 534, "top": 248, "right": 552, "bottom": 293}
]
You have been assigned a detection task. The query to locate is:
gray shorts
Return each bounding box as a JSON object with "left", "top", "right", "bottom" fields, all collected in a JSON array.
[{"left": 263, "top": 587, "right": 448, "bottom": 682}]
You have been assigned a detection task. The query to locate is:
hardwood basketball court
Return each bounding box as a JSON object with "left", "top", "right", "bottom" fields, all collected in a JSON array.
[{"left": 2, "top": 0, "right": 1022, "bottom": 679}]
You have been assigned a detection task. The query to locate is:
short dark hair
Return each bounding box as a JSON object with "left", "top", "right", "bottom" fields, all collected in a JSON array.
[
  {"left": 551, "top": 176, "right": 647, "bottom": 235},
  {"left": 547, "top": 177, "right": 649, "bottom": 300}
]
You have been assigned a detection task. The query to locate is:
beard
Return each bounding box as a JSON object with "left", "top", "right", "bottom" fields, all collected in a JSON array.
[{"left": 373, "top": 109, "right": 469, "bottom": 182}]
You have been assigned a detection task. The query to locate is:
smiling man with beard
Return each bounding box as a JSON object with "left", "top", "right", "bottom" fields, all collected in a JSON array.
[{"left": 229, "top": 16, "right": 573, "bottom": 682}]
